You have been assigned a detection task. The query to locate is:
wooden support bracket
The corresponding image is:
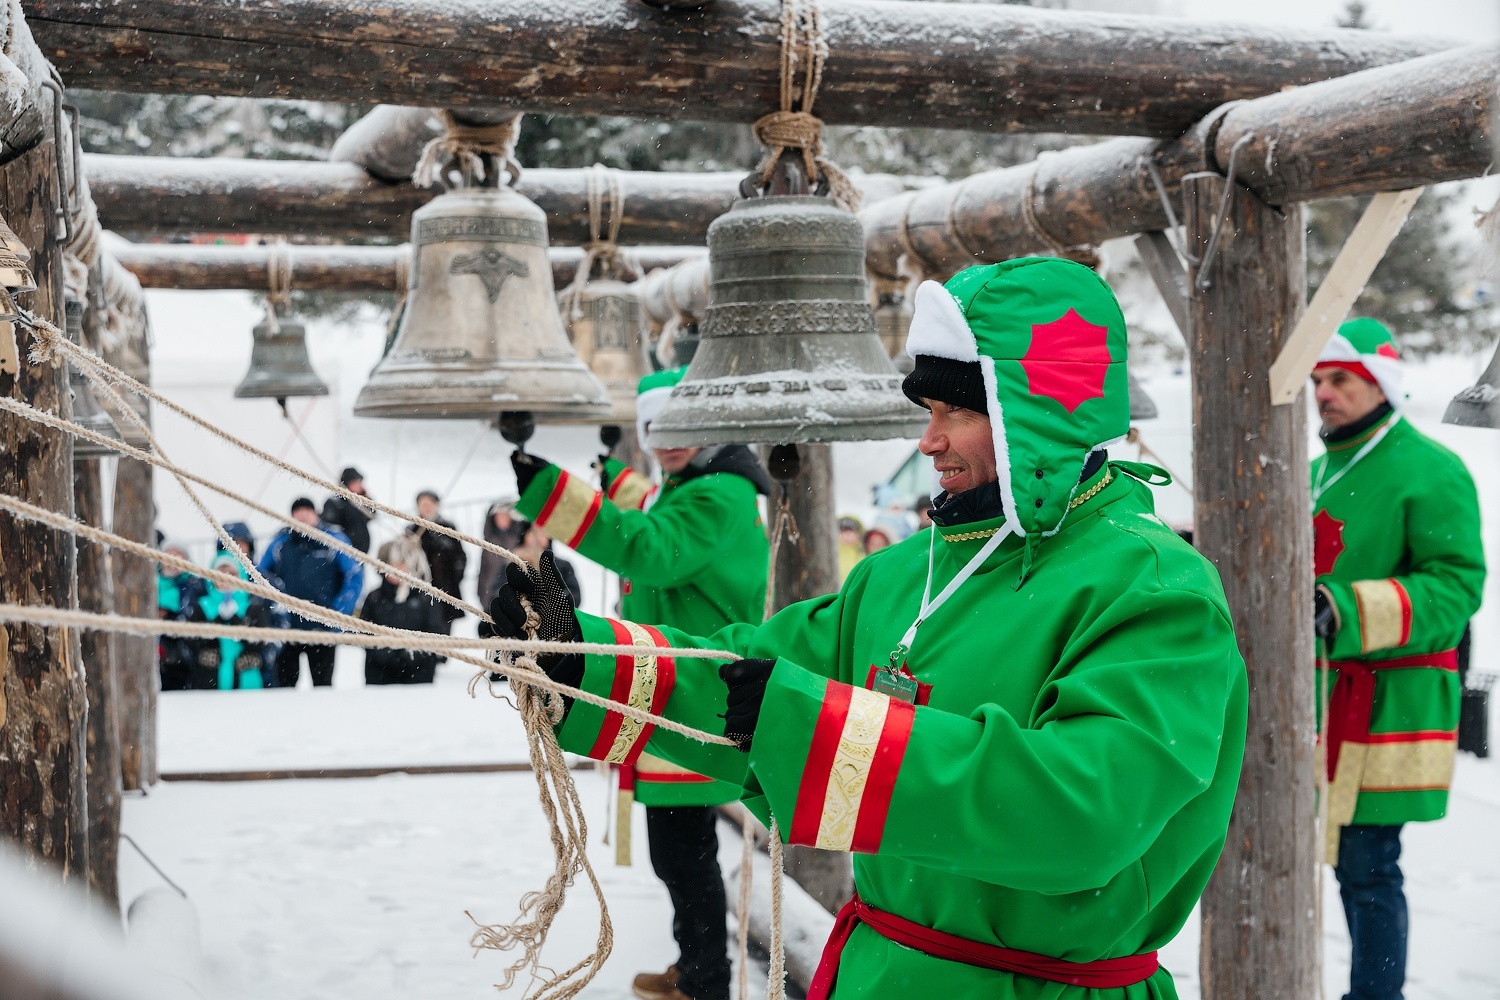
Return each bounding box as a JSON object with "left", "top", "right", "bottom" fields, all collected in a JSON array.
[
  {"left": 1268, "top": 187, "right": 1423, "bottom": 404},
  {"left": 1133, "top": 231, "right": 1191, "bottom": 338}
]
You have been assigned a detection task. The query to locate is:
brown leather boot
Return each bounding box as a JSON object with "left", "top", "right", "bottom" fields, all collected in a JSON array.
[{"left": 631, "top": 964, "right": 683, "bottom": 1000}]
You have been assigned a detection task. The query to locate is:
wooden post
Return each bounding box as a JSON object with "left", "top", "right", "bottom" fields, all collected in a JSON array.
[
  {"left": 111, "top": 453, "right": 156, "bottom": 790},
  {"left": 1185, "top": 172, "right": 1317, "bottom": 1000},
  {"left": 74, "top": 453, "right": 121, "bottom": 909},
  {"left": 0, "top": 110, "right": 88, "bottom": 879},
  {"left": 765, "top": 443, "right": 853, "bottom": 913}
]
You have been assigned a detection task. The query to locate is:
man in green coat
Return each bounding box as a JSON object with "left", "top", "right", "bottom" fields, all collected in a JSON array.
[
  {"left": 494, "top": 259, "right": 1248, "bottom": 999},
  {"left": 508, "top": 367, "right": 771, "bottom": 1000},
  {"left": 1310, "top": 318, "right": 1484, "bottom": 1000}
]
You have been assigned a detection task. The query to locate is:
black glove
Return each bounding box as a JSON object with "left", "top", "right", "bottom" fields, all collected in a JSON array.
[
  {"left": 510, "top": 449, "right": 551, "bottom": 494},
  {"left": 597, "top": 454, "right": 613, "bottom": 492},
  {"left": 1314, "top": 586, "right": 1338, "bottom": 639},
  {"left": 488, "top": 551, "right": 584, "bottom": 693},
  {"left": 720, "top": 657, "right": 776, "bottom": 753}
]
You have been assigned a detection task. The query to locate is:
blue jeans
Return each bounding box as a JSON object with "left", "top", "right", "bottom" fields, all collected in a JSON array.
[{"left": 1335, "top": 824, "right": 1407, "bottom": 1000}]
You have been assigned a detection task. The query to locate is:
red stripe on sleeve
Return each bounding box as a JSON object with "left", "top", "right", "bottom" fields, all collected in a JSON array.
[
  {"left": 850, "top": 699, "right": 915, "bottom": 854},
  {"left": 621, "top": 625, "right": 676, "bottom": 766},
  {"left": 1392, "top": 579, "right": 1412, "bottom": 647},
  {"left": 534, "top": 470, "right": 571, "bottom": 529},
  {"left": 567, "top": 491, "right": 604, "bottom": 548},
  {"left": 607, "top": 468, "right": 631, "bottom": 501},
  {"left": 788, "top": 681, "right": 853, "bottom": 848},
  {"left": 587, "top": 619, "right": 636, "bottom": 760}
]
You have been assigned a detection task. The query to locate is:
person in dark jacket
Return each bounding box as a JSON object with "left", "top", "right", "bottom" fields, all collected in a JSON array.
[
  {"left": 359, "top": 537, "right": 448, "bottom": 684},
  {"left": 320, "top": 467, "right": 375, "bottom": 553},
  {"left": 476, "top": 495, "right": 527, "bottom": 608},
  {"left": 408, "top": 490, "right": 467, "bottom": 630},
  {"left": 258, "top": 497, "right": 364, "bottom": 687},
  {"left": 157, "top": 540, "right": 209, "bottom": 691}
]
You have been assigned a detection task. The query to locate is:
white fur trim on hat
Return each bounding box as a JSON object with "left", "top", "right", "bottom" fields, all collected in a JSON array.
[
  {"left": 1317, "top": 333, "right": 1405, "bottom": 409},
  {"left": 635, "top": 385, "right": 675, "bottom": 450},
  {"left": 906, "top": 280, "right": 979, "bottom": 362}
]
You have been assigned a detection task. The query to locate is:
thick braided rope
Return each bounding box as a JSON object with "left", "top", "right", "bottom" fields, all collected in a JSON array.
[
  {"left": 735, "top": 811, "right": 756, "bottom": 1000},
  {"left": 413, "top": 112, "right": 522, "bottom": 190},
  {"left": 0, "top": 383, "right": 486, "bottom": 622},
  {"left": 752, "top": 0, "right": 860, "bottom": 213},
  {"left": 23, "top": 316, "right": 526, "bottom": 570}
]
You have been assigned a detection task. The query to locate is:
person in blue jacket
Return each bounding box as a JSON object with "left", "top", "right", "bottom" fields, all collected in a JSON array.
[{"left": 257, "top": 496, "right": 363, "bottom": 687}]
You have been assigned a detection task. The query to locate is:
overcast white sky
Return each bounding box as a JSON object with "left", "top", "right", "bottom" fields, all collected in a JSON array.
[{"left": 1168, "top": 0, "right": 1499, "bottom": 41}]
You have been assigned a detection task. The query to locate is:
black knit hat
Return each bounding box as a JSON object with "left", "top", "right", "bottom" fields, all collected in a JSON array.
[
  {"left": 901, "top": 355, "right": 989, "bottom": 414},
  {"left": 291, "top": 496, "right": 316, "bottom": 514},
  {"left": 340, "top": 466, "right": 364, "bottom": 486}
]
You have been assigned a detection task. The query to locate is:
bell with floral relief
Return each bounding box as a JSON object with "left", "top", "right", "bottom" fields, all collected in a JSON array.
[
  {"left": 1443, "top": 340, "right": 1500, "bottom": 429},
  {"left": 234, "top": 302, "right": 329, "bottom": 401},
  {"left": 647, "top": 162, "right": 926, "bottom": 447},
  {"left": 354, "top": 163, "right": 609, "bottom": 420},
  {"left": 63, "top": 295, "right": 124, "bottom": 460}
]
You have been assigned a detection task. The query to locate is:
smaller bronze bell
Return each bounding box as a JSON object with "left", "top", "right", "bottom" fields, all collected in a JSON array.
[
  {"left": 552, "top": 278, "right": 651, "bottom": 426},
  {"left": 0, "top": 213, "right": 35, "bottom": 291},
  {"left": 63, "top": 296, "right": 123, "bottom": 460},
  {"left": 1443, "top": 340, "right": 1500, "bottom": 428},
  {"left": 235, "top": 304, "right": 329, "bottom": 401},
  {"left": 1128, "top": 371, "right": 1158, "bottom": 421}
]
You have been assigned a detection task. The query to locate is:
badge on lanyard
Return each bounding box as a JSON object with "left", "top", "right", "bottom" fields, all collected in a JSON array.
[{"left": 870, "top": 645, "right": 921, "bottom": 704}]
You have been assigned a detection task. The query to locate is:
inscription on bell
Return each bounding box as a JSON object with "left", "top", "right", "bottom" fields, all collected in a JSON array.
[{"left": 416, "top": 215, "right": 547, "bottom": 247}]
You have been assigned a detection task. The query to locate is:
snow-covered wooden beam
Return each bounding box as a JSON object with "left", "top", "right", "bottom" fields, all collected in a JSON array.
[
  {"left": 863, "top": 43, "right": 1496, "bottom": 280},
  {"left": 23, "top": 0, "right": 1451, "bottom": 137},
  {"left": 108, "top": 240, "right": 704, "bottom": 292},
  {"left": 82, "top": 153, "right": 913, "bottom": 243}
]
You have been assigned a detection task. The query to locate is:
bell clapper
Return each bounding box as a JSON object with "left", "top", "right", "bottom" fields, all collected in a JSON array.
[
  {"left": 599, "top": 424, "right": 623, "bottom": 454},
  {"left": 498, "top": 410, "right": 537, "bottom": 452}
]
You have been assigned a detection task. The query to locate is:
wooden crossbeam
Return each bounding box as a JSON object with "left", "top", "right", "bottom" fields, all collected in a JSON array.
[
  {"left": 24, "top": 0, "right": 1449, "bottom": 136},
  {"left": 1268, "top": 188, "right": 1423, "bottom": 405}
]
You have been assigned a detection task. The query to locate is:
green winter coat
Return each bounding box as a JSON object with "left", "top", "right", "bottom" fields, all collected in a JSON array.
[
  {"left": 518, "top": 453, "right": 769, "bottom": 806},
  {"left": 556, "top": 465, "right": 1248, "bottom": 999},
  {"left": 1313, "top": 411, "right": 1484, "bottom": 830}
]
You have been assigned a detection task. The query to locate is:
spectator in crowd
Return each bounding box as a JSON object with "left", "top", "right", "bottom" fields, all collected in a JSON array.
[
  {"left": 220, "top": 521, "right": 256, "bottom": 560},
  {"left": 320, "top": 466, "right": 375, "bottom": 553},
  {"left": 477, "top": 494, "right": 526, "bottom": 607},
  {"left": 157, "top": 540, "right": 207, "bottom": 691},
  {"left": 409, "top": 490, "right": 467, "bottom": 631},
  {"left": 913, "top": 495, "right": 934, "bottom": 530},
  {"left": 258, "top": 497, "right": 363, "bottom": 687},
  {"left": 189, "top": 549, "right": 274, "bottom": 690},
  {"left": 863, "top": 510, "right": 913, "bottom": 554},
  {"left": 358, "top": 536, "right": 448, "bottom": 685},
  {"left": 837, "top": 515, "right": 865, "bottom": 582}
]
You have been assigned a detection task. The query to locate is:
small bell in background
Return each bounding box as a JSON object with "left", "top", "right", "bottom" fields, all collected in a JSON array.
[
  {"left": 647, "top": 156, "right": 926, "bottom": 449},
  {"left": 63, "top": 295, "right": 124, "bottom": 459},
  {"left": 1442, "top": 340, "right": 1500, "bottom": 429},
  {"left": 234, "top": 300, "right": 329, "bottom": 404},
  {"left": 1128, "top": 371, "right": 1159, "bottom": 422},
  {"left": 552, "top": 277, "right": 653, "bottom": 455}
]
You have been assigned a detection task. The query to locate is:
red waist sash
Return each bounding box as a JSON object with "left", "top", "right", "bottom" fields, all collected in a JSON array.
[
  {"left": 807, "top": 895, "right": 1160, "bottom": 999},
  {"left": 1322, "top": 650, "right": 1458, "bottom": 782}
]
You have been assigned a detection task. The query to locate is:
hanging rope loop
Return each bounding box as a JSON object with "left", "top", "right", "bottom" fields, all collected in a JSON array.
[
  {"left": 264, "top": 238, "right": 292, "bottom": 334},
  {"left": 413, "top": 111, "right": 523, "bottom": 191},
  {"left": 559, "top": 164, "right": 639, "bottom": 320},
  {"left": 749, "top": 0, "right": 860, "bottom": 213}
]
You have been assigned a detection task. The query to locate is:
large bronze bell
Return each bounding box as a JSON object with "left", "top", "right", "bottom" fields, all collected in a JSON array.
[
  {"left": 63, "top": 296, "right": 123, "bottom": 460},
  {"left": 234, "top": 303, "right": 329, "bottom": 401},
  {"left": 647, "top": 194, "right": 926, "bottom": 447},
  {"left": 552, "top": 278, "right": 651, "bottom": 426},
  {"left": 354, "top": 184, "right": 609, "bottom": 420},
  {"left": 1443, "top": 340, "right": 1500, "bottom": 428}
]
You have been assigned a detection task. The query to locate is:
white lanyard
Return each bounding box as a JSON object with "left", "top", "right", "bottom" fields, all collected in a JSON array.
[
  {"left": 1312, "top": 415, "right": 1398, "bottom": 505},
  {"left": 891, "top": 519, "right": 1020, "bottom": 664}
]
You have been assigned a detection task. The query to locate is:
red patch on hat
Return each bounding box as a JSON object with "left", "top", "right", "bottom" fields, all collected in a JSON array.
[
  {"left": 1021, "top": 309, "right": 1111, "bottom": 413},
  {"left": 1375, "top": 342, "right": 1400, "bottom": 360},
  {"left": 1313, "top": 508, "right": 1346, "bottom": 577}
]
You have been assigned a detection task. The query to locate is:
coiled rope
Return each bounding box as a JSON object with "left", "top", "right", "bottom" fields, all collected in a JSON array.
[{"left": 413, "top": 112, "right": 523, "bottom": 191}]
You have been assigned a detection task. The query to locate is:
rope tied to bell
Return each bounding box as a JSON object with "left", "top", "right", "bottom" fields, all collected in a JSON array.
[
  {"left": 751, "top": 0, "right": 860, "bottom": 213},
  {"left": 263, "top": 237, "right": 292, "bottom": 334},
  {"left": 413, "top": 111, "right": 523, "bottom": 191},
  {"left": 559, "top": 164, "right": 640, "bottom": 321}
]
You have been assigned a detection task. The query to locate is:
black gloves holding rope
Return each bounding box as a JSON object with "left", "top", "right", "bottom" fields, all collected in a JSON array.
[
  {"left": 488, "top": 551, "right": 585, "bottom": 701},
  {"left": 720, "top": 658, "right": 777, "bottom": 753}
]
